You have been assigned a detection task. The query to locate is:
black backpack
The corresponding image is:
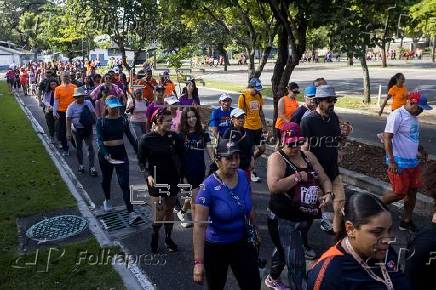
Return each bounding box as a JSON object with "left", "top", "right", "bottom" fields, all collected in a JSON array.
[{"left": 79, "top": 105, "right": 95, "bottom": 136}]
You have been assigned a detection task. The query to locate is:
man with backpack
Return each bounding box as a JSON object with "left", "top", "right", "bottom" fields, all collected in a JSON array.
[
  {"left": 66, "top": 87, "right": 98, "bottom": 176},
  {"left": 238, "top": 77, "right": 268, "bottom": 182}
]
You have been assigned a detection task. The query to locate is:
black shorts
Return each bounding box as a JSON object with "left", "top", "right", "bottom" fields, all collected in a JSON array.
[{"left": 246, "top": 128, "right": 263, "bottom": 145}]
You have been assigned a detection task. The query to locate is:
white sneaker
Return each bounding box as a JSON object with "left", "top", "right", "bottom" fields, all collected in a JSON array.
[
  {"left": 177, "top": 210, "right": 186, "bottom": 222},
  {"left": 251, "top": 171, "right": 261, "bottom": 183},
  {"left": 128, "top": 212, "right": 142, "bottom": 225},
  {"left": 103, "top": 199, "right": 112, "bottom": 211}
]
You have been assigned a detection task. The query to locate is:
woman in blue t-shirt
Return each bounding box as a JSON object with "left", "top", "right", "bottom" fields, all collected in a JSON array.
[
  {"left": 177, "top": 108, "right": 213, "bottom": 227},
  {"left": 193, "top": 138, "right": 261, "bottom": 290}
]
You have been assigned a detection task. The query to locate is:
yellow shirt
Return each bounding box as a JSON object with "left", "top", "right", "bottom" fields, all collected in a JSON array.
[
  {"left": 238, "top": 90, "right": 264, "bottom": 130},
  {"left": 388, "top": 85, "right": 408, "bottom": 111}
]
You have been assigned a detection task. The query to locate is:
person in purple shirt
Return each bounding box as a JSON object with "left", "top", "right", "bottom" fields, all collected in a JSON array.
[
  {"left": 193, "top": 138, "right": 261, "bottom": 290},
  {"left": 145, "top": 85, "right": 165, "bottom": 131},
  {"left": 179, "top": 79, "right": 200, "bottom": 106}
]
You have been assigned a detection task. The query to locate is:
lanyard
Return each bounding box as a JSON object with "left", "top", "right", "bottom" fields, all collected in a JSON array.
[{"left": 342, "top": 237, "right": 394, "bottom": 290}]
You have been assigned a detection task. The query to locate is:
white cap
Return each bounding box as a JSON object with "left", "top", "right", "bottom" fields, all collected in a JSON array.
[
  {"left": 164, "top": 95, "right": 179, "bottom": 105},
  {"left": 219, "top": 93, "right": 232, "bottom": 102},
  {"left": 230, "top": 108, "right": 246, "bottom": 118}
]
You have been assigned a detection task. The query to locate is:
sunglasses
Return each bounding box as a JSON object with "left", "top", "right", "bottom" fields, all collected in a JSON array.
[{"left": 287, "top": 140, "right": 305, "bottom": 148}]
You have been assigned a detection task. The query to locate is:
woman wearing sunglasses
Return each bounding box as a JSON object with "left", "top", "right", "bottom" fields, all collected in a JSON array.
[
  {"left": 308, "top": 193, "right": 411, "bottom": 290},
  {"left": 265, "top": 122, "right": 333, "bottom": 290}
]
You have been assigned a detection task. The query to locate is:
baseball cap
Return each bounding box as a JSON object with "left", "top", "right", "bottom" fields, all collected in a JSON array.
[
  {"left": 73, "top": 86, "right": 87, "bottom": 98},
  {"left": 230, "top": 108, "right": 246, "bottom": 118},
  {"left": 314, "top": 85, "right": 337, "bottom": 99},
  {"left": 105, "top": 97, "right": 123, "bottom": 108},
  {"left": 304, "top": 85, "right": 317, "bottom": 97},
  {"left": 160, "top": 70, "right": 170, "bottom": 77},
  {"left": 219, "top": 93, "right": 232, "bottom": 102},
  {"left": 248, "top": 78, "right": 263, "bottom": 91},
  {"left": 408, "top": 91, "right": 433, "bottom": 110},
  {"left": 288, "top": 82, "right": 299, "bottom": 92},
  {"left": 215, "top": 138, "right": 240, "bottom": 157},
  {"left": 280, "top": 122, "right": 305, "bottom": 145},
  {"left": 113, "top": 67, "right": 120, "bottom": 73}
]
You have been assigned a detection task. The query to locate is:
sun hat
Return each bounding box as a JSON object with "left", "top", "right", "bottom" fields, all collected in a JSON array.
[
  {"left": 73, "top": 86, "right": 87, "bottom": 98},
  {"left": 105, "top": 97, "right": 123, "bottom": 108},
  {"left": 313, "top": 85, "right": 337, "bottom": 99}
]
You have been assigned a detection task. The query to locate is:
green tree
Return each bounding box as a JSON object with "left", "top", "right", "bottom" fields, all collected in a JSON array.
[
  {"left": 410, "top": 0, "right": 436, "bottom": 62},
  {"left": 73, "top": 0, "right": 158, "bottom": 70}
]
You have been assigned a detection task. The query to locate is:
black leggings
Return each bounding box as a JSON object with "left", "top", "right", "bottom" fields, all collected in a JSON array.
[
  {"left": 98, "top": 154, "right": 133, "bottom": 212},
  {"left": 204, "top": 240, "right": 260, "bottom": 290}
]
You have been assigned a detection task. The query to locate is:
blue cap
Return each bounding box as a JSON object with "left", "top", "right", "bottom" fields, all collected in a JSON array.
[
  {"left": 248, "top": 78, "right": 263, "bottom": 91},
  {"left": 418, "top": 95, "right": 433, "bottom": 110},
  {"left": 304, "top": 85, "right": 316, "bottom": 97},
  {"left": 105, "top": 98, "right": 123, "bottom": 108}
]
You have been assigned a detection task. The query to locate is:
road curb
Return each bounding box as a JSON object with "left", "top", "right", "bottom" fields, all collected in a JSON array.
[
  {"left": 12, "top": 91, "right": 154, "bottom": 290},
  {"left": 264, "top": 144, "right": 434, "bottom": 216}
]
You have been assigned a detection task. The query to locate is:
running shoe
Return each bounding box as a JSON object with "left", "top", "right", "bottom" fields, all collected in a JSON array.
[
  {"left": 78, "top": 165, "right": 85, "bottom": 174},
  {"left": 128, "top": 212, "right": 142, "bottom": 225},
  {"left": 304, "top": 246, "right": 317, "bottom": 260},
  {"left": 165, "top": 237, "right": 178, "bottom": 252},
  {"left": 251, "top": 171, "right": 261, "bottom": 183},
  {"left": 89, "top": 167, "right": 98, "bottom": 177},
  {"left": 264, "top": 275, "right": 290, "bottom": 290},
  {"left": 151, "top": 232, "right": 159, "bottom": 254},
  {"left": 399, "top": 220, "right": 417, "bottom": 232},
  {"left": 103, "top": 199, "right": 112, "bottom": 211},
  {"left": 177, "top": 210, "right": 191, "bottom": 228}
]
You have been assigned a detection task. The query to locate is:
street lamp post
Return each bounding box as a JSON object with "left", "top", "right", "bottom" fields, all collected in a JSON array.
[{"left": 397, "top": 14, "right": 410, "bottom": 49}]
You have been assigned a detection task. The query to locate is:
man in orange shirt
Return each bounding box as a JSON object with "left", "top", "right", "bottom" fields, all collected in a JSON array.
[
  {"left": 160, "top": 70, "right": 177, "bottom": 97},
  {"left": 135, "top": 67, "right": 158, "bottom": 103},
  {"left": 53, "top": 73, "right": 77, "bottom": 155}
]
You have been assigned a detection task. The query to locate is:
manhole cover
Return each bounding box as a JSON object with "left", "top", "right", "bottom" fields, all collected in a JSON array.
[{"left": 26, "top": 215, "right": 88, "bottom": 242}]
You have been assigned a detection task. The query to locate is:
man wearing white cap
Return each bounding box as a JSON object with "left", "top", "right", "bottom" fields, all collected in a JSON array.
[
  {"left": 209, "top": 93, "right": 234, "bottom": 139},
  {"left": 300, "top": 85, "right": 345, "bottom": 234},
  {"left": 223, "top": 108, "right": 254, "bottom": 181}
]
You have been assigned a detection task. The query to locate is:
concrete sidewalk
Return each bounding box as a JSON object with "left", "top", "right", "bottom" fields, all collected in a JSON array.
[{"left": 15, "top": 90, "right": 433, "bottom": 289}]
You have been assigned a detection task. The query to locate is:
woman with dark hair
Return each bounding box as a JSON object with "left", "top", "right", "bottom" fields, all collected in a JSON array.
[
  {"left": 138, "top": 108, "right": 184, "bottom": 253},
  {"left": 179, "top": 79, "right": 200, "bottom": 105},
  {"left": 177, "top": 107, "right": 213, "bottom": 227},
  {"left": 379, "top": 73, "right": 407, "bottom": 116},
  {"left": 93, "top": 74, "right": 102, "bottom": 87},
  {"left": 307, "top": 193, "right": 411, "bottom": 290},
  {"left": 193, "top": 138, "right": 261, "bottom": 290},
  {"left": 265, "top": 122, "right": 332, "bottom": 290},
  {"left": 95, "top": 96, "right": 141, "bottom": 225}
]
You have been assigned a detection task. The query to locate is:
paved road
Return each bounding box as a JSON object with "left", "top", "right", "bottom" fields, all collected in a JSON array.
[
  {"left": 16, "top": 90, "right": 433, "bottom": 290},
  {"left": 198, "top": 61, "right": 436, "bottom": 104},
  {"left": 198, "top": 87, "right": 436, "bottom": 156}
]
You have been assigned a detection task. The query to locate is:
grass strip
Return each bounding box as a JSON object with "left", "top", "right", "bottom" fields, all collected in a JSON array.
[{"left": 0, "top": 82, "right": 125, "bottom": 290}]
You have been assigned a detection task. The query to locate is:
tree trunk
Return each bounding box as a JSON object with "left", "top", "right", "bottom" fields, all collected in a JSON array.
[
  {"left": 247, "top": 47, "right": 256, "bottom": 80},
  {"left": 360, "top": 46, "right": 371, "bottom": 104},
  {"left": 381, "top": 41, "right": 387, "bottom": 67},
  {"left": 217, "top": 43, "right": 229, "bottom": 72},
  {"left": 347, "top": 51, "right": 354, "bottom": 65},
  {"left": 432, "top": 35, "right": 435, "bottom": 63},
  {"left": 253, "top": 46, "right": 272, "bottom": 78}
]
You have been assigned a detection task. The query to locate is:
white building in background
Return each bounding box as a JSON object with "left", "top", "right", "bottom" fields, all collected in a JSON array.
[
  {"left": 0, "top": 44, "right": 34, "bottom": 69},
  {"left": 88, "top": 47, "right": 135, "bottom": 66}
]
